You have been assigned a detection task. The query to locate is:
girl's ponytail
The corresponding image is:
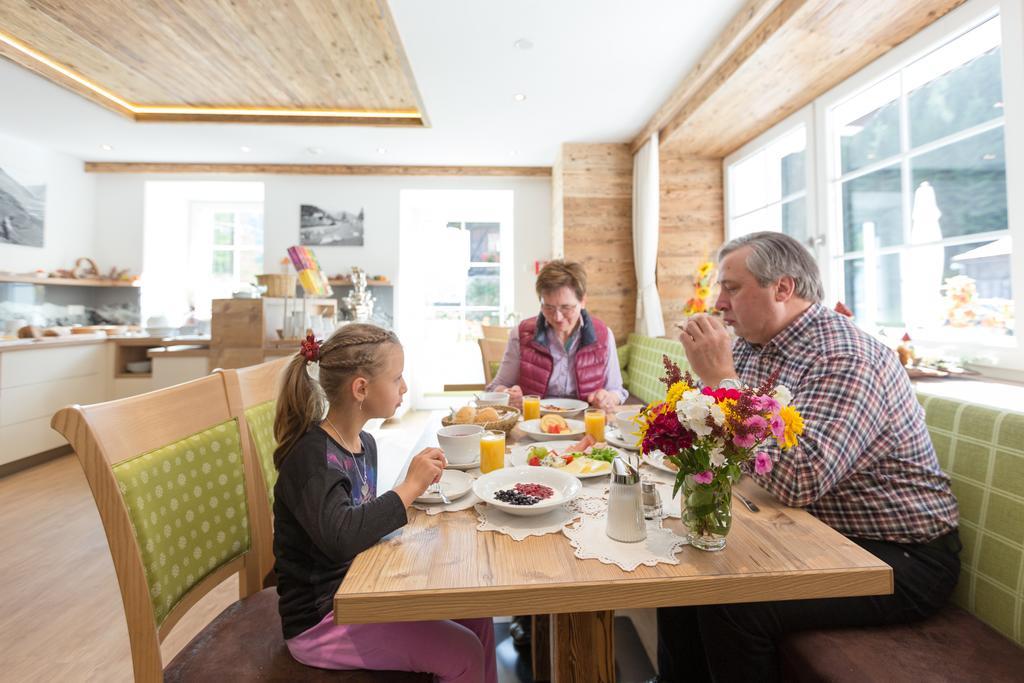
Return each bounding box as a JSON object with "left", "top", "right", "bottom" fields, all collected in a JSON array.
[{"left": 273, "top": 352, "right": 326, "bottom": 469}]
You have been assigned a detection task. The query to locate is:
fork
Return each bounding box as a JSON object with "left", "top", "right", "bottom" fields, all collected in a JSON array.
[
  {"left": 735, "top": 491, "right": 760, "bottom": 513},
  {"left": 431, "top": 482, "right": 452, "bottom": 505}
]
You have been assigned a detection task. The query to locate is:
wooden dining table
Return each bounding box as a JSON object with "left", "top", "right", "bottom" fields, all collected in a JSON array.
[{"left": 335, "top": 413, "right": 893, "bottom": 682}]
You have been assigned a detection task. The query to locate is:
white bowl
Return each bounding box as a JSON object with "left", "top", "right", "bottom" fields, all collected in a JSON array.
[
  {"left": 474, "top": 392, "right": 510, "bottom": 407},
  {"left": 145, "top": 326, "right": 178, "bottom": 338},
  {"left": 437, "top": 424, "right": 484, "bottom": 465},
  {"left": 612, "top": 406, "right": 643, "bottom": 448},
  {"left": 125, "top": 360, "right": 152, "bottom": 374},
  {"left": 473, "top": 466, "right": 581, "bottom": 516},
  {"left": 539, "top": 397, "right": 589, "bottom": 417}
]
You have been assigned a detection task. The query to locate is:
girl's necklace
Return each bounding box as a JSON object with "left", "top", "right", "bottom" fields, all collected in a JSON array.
[{"left": 325, "top": 415, "right": 371, "bottom": 501}]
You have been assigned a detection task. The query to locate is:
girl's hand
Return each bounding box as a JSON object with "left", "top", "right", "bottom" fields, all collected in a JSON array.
[{"left": 394, "top": 448, "right": 446, "bottom": 507}]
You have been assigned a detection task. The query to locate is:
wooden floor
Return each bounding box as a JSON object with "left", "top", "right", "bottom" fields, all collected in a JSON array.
[{"left": 0, "top": 410, "right": 656, "bottom": 681}]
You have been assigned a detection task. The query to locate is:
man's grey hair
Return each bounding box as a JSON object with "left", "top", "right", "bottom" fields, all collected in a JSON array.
[{"left": 718, "top": 232, "right": 824, "bottom": 303}]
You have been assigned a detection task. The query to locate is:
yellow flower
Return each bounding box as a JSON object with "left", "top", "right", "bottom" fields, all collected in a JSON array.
[
  {"left": 664, "top": 381, "right": 691, "bottom": 411},
  {"left": 698, "top": 262, "right": 714, "bottom": 278},
  {"left": 696, "top": 286, "right": 711, "bottom": 299},
  {"left": 778, "top": 405, "right": 804, "bottom": 450}
]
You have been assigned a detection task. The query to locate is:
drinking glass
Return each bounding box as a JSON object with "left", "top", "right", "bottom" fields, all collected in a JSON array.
[
  {"left": 522, "top": 395, "right": 541, "bottom": 421},
  {"left": 479, "top": 430, "right": 506, "bottom": 474},
  {"left": 584, "top": 408, "right": 606, "bottom": 442}
]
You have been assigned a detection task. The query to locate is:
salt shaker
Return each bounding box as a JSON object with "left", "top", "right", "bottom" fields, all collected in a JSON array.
[
  {"left": 606, "top": 456, "right": 647, "bottom": 543},
  {"left": 641, "top": 480, "right": 663, "bottom": 520}
]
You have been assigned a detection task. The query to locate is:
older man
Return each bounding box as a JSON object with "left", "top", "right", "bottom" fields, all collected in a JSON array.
[{"left": 655, "top": 232, "right": 960, "bottom": 682}]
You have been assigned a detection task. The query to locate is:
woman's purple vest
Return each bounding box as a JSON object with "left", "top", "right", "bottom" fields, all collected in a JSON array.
[{"left": 517, "top": 311, "right": 609, "bottom": 400}]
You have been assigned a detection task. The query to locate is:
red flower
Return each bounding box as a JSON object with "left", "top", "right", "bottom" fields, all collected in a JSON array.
[
  {"left": 701, "top": 386, "right": 741, "bottom": 402},
  {"left": 641, "top": 409, "right": 694, "bottom": 456}
]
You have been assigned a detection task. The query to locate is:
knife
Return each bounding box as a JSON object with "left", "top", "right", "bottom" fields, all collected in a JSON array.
[{"left": 735, "top": 491, "right": 759, "bottom": 513}]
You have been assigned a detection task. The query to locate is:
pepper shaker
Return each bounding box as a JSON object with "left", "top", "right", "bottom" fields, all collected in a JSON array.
[{"left": 641, "top": 480, "right": 663, "bottom": 520}]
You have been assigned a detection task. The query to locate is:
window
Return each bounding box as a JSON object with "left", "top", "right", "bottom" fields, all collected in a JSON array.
[
  {"left": 425, "top": 221, "right": 504, "bottom": 329},
  {"left": 188, "top": 202, "right": 264, "bottom": 318},
  {"left": 827, "top": 15, "right": 1013, "bottom": 344},
  {"left": 727, "top": 123, "right": 810, "bottom": 245}
]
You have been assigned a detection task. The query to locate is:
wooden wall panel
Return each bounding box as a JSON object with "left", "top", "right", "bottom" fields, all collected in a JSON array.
[
  {"left": 556, "top": 144, "right": 635, "bottom": 343},
  {"left": 657, "top": 154, "right": 724, "bottom": 333}
]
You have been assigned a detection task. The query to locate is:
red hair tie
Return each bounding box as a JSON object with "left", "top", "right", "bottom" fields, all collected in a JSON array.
[{"left": 300, "top": 333, "right": 321, "bottom": 363}]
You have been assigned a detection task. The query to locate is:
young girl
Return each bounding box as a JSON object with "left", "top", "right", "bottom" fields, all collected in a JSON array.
[{"left": 272, "top": 323, "right": 497, "bottom": 682}]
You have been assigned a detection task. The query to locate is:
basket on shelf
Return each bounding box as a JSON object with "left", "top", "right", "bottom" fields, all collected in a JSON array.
[
  {"left": 256, "top": 274, "right": 298, "bottom": 298},
  {"left": 441, "top": 404, "right": 521, "bottom": 437}
]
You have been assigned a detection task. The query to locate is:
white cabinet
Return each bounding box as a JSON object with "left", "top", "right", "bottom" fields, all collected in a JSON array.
[{"left": 0, "top": 343, "right": 108, "bottom": 466}]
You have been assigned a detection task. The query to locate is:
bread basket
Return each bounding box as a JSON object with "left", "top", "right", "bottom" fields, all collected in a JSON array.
[{"left": 441, "top": 404, "right": 520, "bottom": 436}]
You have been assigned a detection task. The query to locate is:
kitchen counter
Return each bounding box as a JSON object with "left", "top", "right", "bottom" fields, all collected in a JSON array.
[{"left": 0, "top": 334, "right": 211, "bottom": 352}]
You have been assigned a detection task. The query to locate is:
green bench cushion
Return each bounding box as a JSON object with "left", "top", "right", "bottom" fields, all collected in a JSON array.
[
  {"left": 112, "top": 418, "right": 251, "bottom": 626},
  {"left": 918, "top": 394, "right": 1024, "bottom": 647},
  {"left": 623, "top": 334, "right": 689, "bottom": 405},
  {"left": 244, "top": 400, "right": 278, "bottom": 506}
]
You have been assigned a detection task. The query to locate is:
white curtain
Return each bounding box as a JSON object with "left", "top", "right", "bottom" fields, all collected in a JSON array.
[{"left": 632, "top": 133, "right": 665, "bottom": 336}]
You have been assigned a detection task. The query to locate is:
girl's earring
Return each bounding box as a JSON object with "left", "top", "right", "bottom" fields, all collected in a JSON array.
[{"left": 358, "top": 399, "right": 364, "bottom": 412}]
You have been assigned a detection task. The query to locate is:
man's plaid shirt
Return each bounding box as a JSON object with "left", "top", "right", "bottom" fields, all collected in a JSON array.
[{"left": 736, "top": 304, "right": 958, "bottom": 543}]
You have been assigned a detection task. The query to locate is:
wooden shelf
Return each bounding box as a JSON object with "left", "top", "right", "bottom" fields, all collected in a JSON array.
[
  {"left": 327, "top": 278, "right": 393, "bottom": 287},
  {"left": 0, "top": 275, "right": 139, "bottom": 288}
]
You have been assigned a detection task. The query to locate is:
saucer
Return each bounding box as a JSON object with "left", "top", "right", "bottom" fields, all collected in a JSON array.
[
  {"left": 604, "top": 426, "right": 640, "bottom": 451},
  {"left": 414, "top": 469, "right": 474, "bottom": 503},
  {"left": 445, "top": 458, "right": 480, "bottom": 471}
]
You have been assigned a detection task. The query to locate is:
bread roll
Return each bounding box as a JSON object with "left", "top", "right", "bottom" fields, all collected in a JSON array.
[
  {"left": 453, "top": 406, "right": 477, "bottom": 424},
  {"left": 474, "top": 407, "right": 500, "bottom": 424}
]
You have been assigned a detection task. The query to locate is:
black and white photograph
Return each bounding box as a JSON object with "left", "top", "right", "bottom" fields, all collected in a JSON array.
[
  {"left": 0, "top": 165, "right": 45, "bottom": 247},
  {"left": 299, "top": 203, "right": 364, "bottom": 246}
]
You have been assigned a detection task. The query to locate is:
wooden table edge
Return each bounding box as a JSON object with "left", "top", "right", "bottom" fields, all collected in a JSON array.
[{"left": 334, "top": 563, "right": 893, "bottom": 624}]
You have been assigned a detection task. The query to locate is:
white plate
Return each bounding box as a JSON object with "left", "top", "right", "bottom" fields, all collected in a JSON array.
[
  {"left": 510, "top": 441, "right": 618, "bottom": 479},
  {"left": 473, "top": 466, "right": 581, "bottom": 516},
  {"left": 414, "top": 469, "right": 474, "bottom": 504},
  {"left": 604, "top": 426, "right": 640, "bottom": 451},
  {"left": 642, "top": 451, "right": 679, "bottom": 475},
  {"left": 445, "top": 458, "right": 480, "bottom": 471},
  {"left": 520, "top": 418, "right": 585, "bottom": 441},
  {"left": 539, "top": 397, "right": 589, "bottom": 418}
]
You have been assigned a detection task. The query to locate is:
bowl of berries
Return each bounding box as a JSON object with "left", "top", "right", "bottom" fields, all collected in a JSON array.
[{"left": 472, "top": 466, "right": 581, "bottom": 516}]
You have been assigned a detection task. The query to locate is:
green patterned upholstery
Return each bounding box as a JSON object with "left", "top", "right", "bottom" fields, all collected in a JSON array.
[
  {"left": 113, "top": 419, "right": 250, "bottom": 626},
  {"left": 618, "top": 343, "right": 631, "bottom": 388},
  {"left": 488, "top": 361, "right": 501, "bottom": 380},
  {"left": 623, "top": 334, "right": 690, "bottom": 404},
  {"left": 244, "top": 400, "right": 278, "bottom": 505},
  {"left": 918, "top": 393, "right": 1024, "bottom": 647}
]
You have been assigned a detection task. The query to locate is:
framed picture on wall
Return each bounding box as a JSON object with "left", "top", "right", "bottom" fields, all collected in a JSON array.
[
  {"left": 299, "top": 204, "right": 364, "bottom": 246},
  {"left": 0, "top": 165, "right": 45, "bottom": 247}
]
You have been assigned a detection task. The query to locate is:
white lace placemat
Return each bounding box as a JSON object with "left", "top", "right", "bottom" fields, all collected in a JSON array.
[
  {"left": 474, "top": 503, "right": 580, "bottom": 540},
  {"left": 562, "top": 514, "right": 688, "bottom": 571}
]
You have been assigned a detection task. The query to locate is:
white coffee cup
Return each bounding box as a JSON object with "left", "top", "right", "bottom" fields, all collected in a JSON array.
[
  {"left": 437, "top": 424, "right": 485, "bottom": 465},
  {"left": 474, "top": 392, "right": 510, "bottom": 407},
  {"left": 613, "top": 406, "right": 643, "bottom": 448}
]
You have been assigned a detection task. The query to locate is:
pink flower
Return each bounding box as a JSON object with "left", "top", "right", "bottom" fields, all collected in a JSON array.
[
  {"left": 694, "top": 470, "right": 714, "bottom": 485},
  {"left": 732, "top": 432, "right": 756, "bottom": 449},
  {"left": 754, "top": 451, "right": 773, "bottom": 475},
  {"left": 770, "top": 414, "right": 785, "bottom": 439},
  {"left": 744, "top": 414, "right": 768, "bottom": 434},
  {"left": 753, "top": 395, "right": 780, "bottom": 413}
]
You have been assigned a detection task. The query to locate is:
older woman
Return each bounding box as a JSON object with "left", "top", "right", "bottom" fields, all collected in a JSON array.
[{"left": 487, "top": 259, "right": 627, "bottom": 412}]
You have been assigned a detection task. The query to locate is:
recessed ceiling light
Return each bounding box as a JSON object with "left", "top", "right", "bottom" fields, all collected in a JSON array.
[
  {"left": 239, "top": 145, "right": 251, "bottom": 153},
  {"left": 99, "top": 143, "right": 113, "bottom": 151},
  {"left": 377, "top": 147, "right": 387, "bottom": 154},
  {"left": 513, "top": 38, "right": 534, "bottom": 50},
  {"left": 513, "top": 93, "right": 527, "bottom": 102},
  {"left": 306, "top": 146, "right": 324, "bottom": 156},
  {"left": 982, "top": 153, "right": 997, "bottom": 160}
]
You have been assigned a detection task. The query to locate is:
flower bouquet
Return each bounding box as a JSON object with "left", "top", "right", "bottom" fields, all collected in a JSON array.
[{"left": 637, "top": 356, "right": 804, "bottom": 551}]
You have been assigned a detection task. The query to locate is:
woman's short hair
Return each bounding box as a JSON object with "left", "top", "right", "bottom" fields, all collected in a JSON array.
[
  {"left": 535, "top": 260, "right": 587, "bottom": 301},
  {"left": 718, "top": 232, "right": 824, "bottom": 303}
]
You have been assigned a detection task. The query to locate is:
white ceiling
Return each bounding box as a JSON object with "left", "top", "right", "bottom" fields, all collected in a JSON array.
[{"left": 0, "top": 0, "right": 745, "bottom": 166}]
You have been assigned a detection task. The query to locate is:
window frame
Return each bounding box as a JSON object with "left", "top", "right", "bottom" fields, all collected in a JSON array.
[
  {"left": 187, "top": 200, "right": 265, "bottom": 315},
  {"left": 723, "top": 0, "right": 1024, "bottom": 376}
]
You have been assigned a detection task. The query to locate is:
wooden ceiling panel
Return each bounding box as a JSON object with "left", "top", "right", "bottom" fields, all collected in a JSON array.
[
  {"left": 0, "top": 0, "right": 426, "bottom": 125},
  {"left": 653, "top": 0, "right": 965, "bottom": 157}
]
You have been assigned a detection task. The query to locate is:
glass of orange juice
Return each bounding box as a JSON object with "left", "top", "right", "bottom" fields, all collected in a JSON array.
[
  {"left": 522, "top": 394, "right": 541, "bottom": 421},
  {"left": 480, "top": 430, "right": 506, "bottom": 473},
  {"left": 585, "top": 408, "right": 606, "bottom": 442}
]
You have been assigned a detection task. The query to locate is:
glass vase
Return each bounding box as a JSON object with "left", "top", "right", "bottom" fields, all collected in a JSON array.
[{"left": 680, "top": 476, "right": 732, "bottom": 551}]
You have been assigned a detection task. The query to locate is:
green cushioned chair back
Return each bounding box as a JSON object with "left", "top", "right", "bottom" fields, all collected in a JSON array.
[
  {"left": 244, "top": 400, "right": 279, "bottom": 506},
  {"left": 919, "top": 394, "right": 1024, "bottom": 647},
  {"left": 488, "top": 360, "right": 501, "bottom": 380},
  {"left": 624, "top": 334, "right": 690, "bottom": 404},
  {"left": 112, "top": 418, "right": 251, "bottom": 627}
]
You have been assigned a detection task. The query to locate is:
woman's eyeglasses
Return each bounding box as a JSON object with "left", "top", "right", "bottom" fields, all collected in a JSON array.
[{"left": 540, "top": 303, "right": 579, "bottom": 316}]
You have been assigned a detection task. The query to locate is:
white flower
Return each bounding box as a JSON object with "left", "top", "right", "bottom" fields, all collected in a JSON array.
[
  {"left": 710, "top": 404, "right": 726, "bottom": 427},
  {"left": 677, "top": 392, "right": 715, "bottom": 437},
  {"left": 773, "top": 384, "right": 793, "bottom": 407}
]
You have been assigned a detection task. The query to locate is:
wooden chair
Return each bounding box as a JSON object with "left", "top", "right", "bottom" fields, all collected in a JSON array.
[
  {"left": 52, "top": 374, "right": 428, "bottom": 683},
  {"left": 480, "top": 324, "right": 512, "bottom": 341},
  {"left": 218, "top": 356, "right": 290, "bottom": 588},
  {"left": 478, "top": 337, "right": 507, "bottom": 385}
]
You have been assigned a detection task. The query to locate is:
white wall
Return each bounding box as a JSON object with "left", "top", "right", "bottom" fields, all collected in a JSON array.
[
  {"left": 92, "top": 173, "right": 552, "bottom": 319},
  {"left": 0, "top": 130, "right": 95, "bottom": 273}
]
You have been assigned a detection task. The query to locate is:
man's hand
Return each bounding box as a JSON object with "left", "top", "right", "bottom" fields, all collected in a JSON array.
[
  {"left": 587, "top": 388, "right": 621, "bottom": 413},
  {"left": 493, "top": 384, "right": 524, "bottom": 409},
  {"left": 678, "top": 314, "right": 738, "bottom": 387}
]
